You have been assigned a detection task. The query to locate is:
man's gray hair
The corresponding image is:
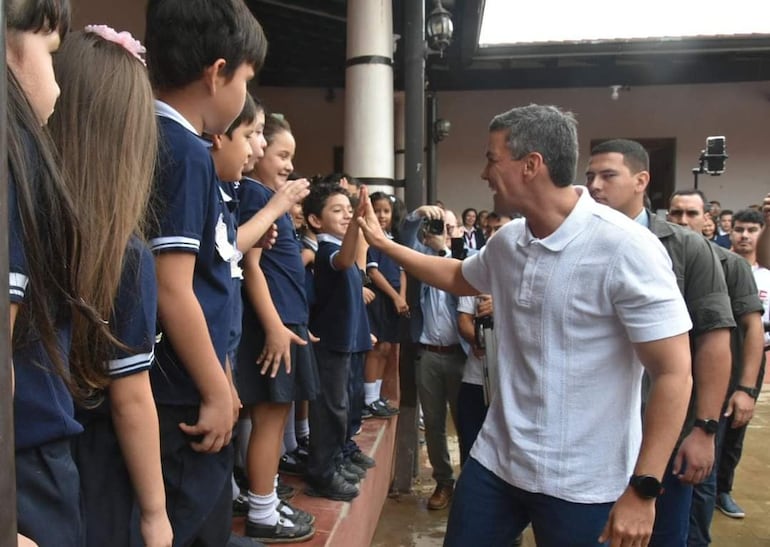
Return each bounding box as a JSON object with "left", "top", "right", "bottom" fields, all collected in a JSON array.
[{"left": 489, "top": 104, "right": 578, "bottom": 188}]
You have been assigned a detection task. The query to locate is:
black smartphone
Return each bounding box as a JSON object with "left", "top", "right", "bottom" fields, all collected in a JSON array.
[{"left": 450, "top": 237, "right": 466, "bottom": 260}]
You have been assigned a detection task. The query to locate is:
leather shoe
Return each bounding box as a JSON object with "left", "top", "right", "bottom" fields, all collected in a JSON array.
[
  {"left": 305, "top": 472, "right": 359, "bottom": 501},
  {"left": 427, "top": 483, "right": 453, "bottom": 510}
]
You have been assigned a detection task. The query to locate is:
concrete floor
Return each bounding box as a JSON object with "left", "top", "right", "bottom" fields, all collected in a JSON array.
[{"left": 372, "top": 391, "right": 770, "bottom": 547}]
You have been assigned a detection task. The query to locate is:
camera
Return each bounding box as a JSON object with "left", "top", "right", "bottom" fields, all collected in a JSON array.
[
  {"left": 474, "top": 315, "right": 493, "bottom": 349},
  {"left": 704, "top": 136, "right": 727, "bottom": 175},
  {"left": 424, "top": 218, "right": 445, "bottom": 235}
]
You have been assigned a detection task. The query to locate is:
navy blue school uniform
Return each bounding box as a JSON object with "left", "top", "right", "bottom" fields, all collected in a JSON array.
[
  {"left": 10, "top": 174, "right": 84, "bottom": 547},
  {"left": 73, "top": 237, "right": 158, "bottom": 547},
  {"left": 235, "top": 178, "right": 318, "bottom": 404},
  {"left": 148, "top": 101, "right": 237, "bottom": 546},
  {"left": 220, "top": 181, "right": 244, "bottom": 370},
  {"left": 366, "top": 237, "right": 403, "bottom": 343},
  {"left": 300, "top": 235, "right": 317, "bottom": 310},
  {"left": 306, "top": 234, "right": 372, "bottom": 486}
]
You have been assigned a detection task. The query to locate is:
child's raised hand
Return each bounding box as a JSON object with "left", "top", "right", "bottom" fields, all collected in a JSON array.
[
  {"left": 356, "top": 186, "right": 388, "bottom": 248},
  {"left": 272, "top": 178, "right": 310, "bottom": 213},
  {"left": 258, "top": 324, "right": 308, "bottom": 378}
]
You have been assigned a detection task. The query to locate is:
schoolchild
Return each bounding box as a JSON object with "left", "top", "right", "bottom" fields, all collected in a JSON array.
[
  {"left": 303, "top": 183, "right": 373, "bottom": 501},
  {"left": 6, "top": 2, "right": 91, "bottom": 545},
  {"left": 362, "top": 192, "right": 406, "bottom": 418},
  {"left": 47, "top": 27, "right": 173, "bottom": 547},
  {"left": 236, "top": 114, "right": 317, "bottom": 543},
  {"left": 144, "top": 0, "right": 267, "bottom": 543}
]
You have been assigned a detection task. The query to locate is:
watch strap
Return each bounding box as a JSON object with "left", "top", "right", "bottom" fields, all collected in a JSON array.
[{"left": 735, "top": 385, "right": 759, "bottom": 399}]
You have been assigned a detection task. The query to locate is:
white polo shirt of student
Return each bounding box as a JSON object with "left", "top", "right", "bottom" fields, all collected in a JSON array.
[{"left": 461, "top": 186, "right": 692, "bottom": 504}]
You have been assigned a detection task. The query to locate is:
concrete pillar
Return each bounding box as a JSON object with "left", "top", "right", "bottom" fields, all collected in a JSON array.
[{"left": 344, "top": 0, "right": 394, "bottom": 195}]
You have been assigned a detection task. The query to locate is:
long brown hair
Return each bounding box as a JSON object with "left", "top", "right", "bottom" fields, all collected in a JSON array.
[
  {"left": 6, "top": 0, "right": 92, "bottom": 392},
  {"left": 48, "top": 30, "right": 158, "bottom": 397}
]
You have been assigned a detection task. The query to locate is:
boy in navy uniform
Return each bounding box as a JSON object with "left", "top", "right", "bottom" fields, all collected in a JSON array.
[
  {"left": 303, "top": 183, "right": 373, "bottom": 501},
  {"left": 144, "top": 0, "right": 268, "bottom": 543}
]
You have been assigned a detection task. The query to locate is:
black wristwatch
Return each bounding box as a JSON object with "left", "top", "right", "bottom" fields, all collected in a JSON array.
[
  {"left": 629, "top": 475, "right": 663, "bottom": 499},
  {"left": 735, "top": 385, "right": 759, "bottom": 399},
  {"left": 693, "top": 418, "right": 719, "bottom": 435}
]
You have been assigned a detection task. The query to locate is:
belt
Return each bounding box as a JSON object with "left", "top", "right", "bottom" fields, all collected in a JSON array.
[{"left": 420, "top": 343, "right": 462, "bottom": 355}]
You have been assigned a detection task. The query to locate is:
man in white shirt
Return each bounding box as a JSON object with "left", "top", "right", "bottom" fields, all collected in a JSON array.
[{"left": 356, "top": 104, "right": 693, "bottom": 547}]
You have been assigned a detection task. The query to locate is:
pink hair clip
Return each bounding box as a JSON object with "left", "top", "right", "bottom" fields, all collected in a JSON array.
[{"left": 84, "top": 25, "right": 146, "bottom": 66}]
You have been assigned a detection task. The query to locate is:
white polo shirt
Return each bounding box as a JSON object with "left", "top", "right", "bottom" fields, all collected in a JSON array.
[
  {"left": 752, "top": 264, "right": 770, "bottom": 346},
  {"left": 461, "top": 186, "right": 692, "bottom": 504}
]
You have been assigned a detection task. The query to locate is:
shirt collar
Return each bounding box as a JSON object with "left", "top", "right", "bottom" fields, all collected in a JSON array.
[
  {"left": 633, "top": 208, "right": 649, "bottom": 228},
  {"left": 517, "top": 185, "right": 593, "bottom": 252},
  {"left": 317, "top": 233, "right": 344, "bottom": 246},
  {"left": 155, "top": 100, "right": 207, "bottom": 144}
]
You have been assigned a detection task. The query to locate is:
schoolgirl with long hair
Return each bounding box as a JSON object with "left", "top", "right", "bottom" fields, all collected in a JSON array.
[
  {"left": 5, "top": 1, "right": 100, "bottom": 545},
  {"left": 48, "top": 26, "right": 173, "bottom": 547}
]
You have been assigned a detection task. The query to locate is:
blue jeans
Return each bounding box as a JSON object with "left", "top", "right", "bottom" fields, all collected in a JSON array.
[
  {"left": 650, "top": 455, "right": 694, "bottom": 547},
  {"left": 444, "top": 457, "right": 613, "bottom": 547}
]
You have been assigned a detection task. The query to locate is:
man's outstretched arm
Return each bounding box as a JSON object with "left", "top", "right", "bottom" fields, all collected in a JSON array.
[{"left": 356, "top": 187, "right": 479, "bottom": 296}]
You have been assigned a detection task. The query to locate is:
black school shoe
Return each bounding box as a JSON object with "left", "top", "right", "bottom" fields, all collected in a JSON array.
[
  {"left": 343, "top": 459, "right": 367, "bottom": 479},
  {"left": 277, "top": 480, "right": 297, "bottom": 501},
  {"left": 279, "top": 452, "right": 306, "bottom": 476},
  {"left": 337, "top": 464, "right": 360, "bottom": 484},
  {"left": 233, "top": 494, "right": 249, "bottom": 518},
  {"left": 349, "top": 450, "right": 375, "bottom": 469},
  {"left": 277, "top": 500, "right": 315, "bottom": 526},
  {"left": 305, "top": 472, "right": 360, "bottom": 502},
  {"left": 245, "top": 516, "right": 314, "bottom": 544}
]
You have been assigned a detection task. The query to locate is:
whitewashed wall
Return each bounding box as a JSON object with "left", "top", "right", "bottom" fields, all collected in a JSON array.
[{"left": 259, "top": 82, "right": 770, "bottom": 215}]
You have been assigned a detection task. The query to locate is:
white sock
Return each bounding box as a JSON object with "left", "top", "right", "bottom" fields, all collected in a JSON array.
[
  {"left": 232, "top": 475, "right": 241, "bottom": 501},
  {"left": 375, "top": 379, "right": 383, "bottom": 399},
  {"left": 296, "top": 418, "right": 310, "bottom": 439},
  {"left": 248, "top": 490, "right": 278, "bottom": 525},
  {"left": 364, "top": 382, "right": 379, "bottom": 406}
]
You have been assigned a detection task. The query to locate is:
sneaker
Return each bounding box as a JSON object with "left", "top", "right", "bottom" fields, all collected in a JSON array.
[
  {"left": 277, "top": 480, "right": 296, "bottom": 501},
  {"left": 305, "top": 472, "right": 360, "bottom": 501},
  {"left": 343, "top": 459, "right": 367, "bottom": 479},
  {"left": 233, "top": 494, "right": 249, "bottom": 518},
  {"left": 363, "top": 399, "right": 395, "bottom": 419},
  {"left": 297, "top": 435, "right": 310, "bottom": 451},
  {"left": 278, "top": 452, "right": 306, "bottom": 476},
  {"left": 418, "top": 417, "right": 425, "bottom": 431},
  {"left": 716, "top": 492, "right": 745, "bottom": 518},
  {"left": 337, "top": 464, "right": 361, "bottom": 484},
  {"left": 245, "top": 516, "right": 315, "bottom": 543},
  {"left": 277, "top": 500, "right": 315, "bottom": 526},
  {"left": 427, "top": 483, "right": 453, "bottom": 510},
  {"left": 349, "top": 450, "right": 375, "bottom": 469},
  {"left": 361, "top": 405, "right": 373, "bottom": 420}
]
